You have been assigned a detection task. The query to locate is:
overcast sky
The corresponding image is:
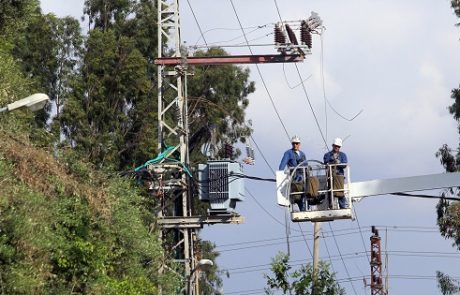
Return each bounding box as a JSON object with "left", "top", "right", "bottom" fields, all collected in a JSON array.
[{"left": 41, "top": 1, "right": 460, "bottom": 294}]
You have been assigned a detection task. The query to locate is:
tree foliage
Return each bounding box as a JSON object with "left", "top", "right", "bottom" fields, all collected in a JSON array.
[
  {"left": 435, "top": 3, "right": 460, "bottom": 293},
  {"left": 0, "top": 131, "right": 181, "bottom": 294},
  {"left": 13, "top": 13, "right": 83, "bottom": 128},
  {"left": 437, "top": 271, "right": 460, "bottom": 295},
  {"left": 1, "top": 1, "right": 256, "bottom": 293},
  {"left": 264, "top": 252, "right": 345, "bottom": 295},
  {"left": 451, "top": 0, "right": 460, "bottom": 25},
  {"left": 435, "top": 89, "right": 460, "bottom": 250},
  {"left": 188, "top": 48, "right": 255, "bottom": 163},
  {"left": 60, "top": 0, "right": 157, "bottom": 170}
]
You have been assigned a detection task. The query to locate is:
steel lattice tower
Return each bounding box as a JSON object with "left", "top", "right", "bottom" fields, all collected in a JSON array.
[
  {"left": 370, "top": 226, "right": 388, "bottom": 295},
  {"left": 157, "top": 0, "right": 196, "bottom": 292}
]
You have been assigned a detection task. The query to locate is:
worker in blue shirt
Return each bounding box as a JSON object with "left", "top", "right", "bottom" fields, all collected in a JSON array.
[
  {"left": 279, "top": 135, "right": 307, "bottom": 171},
  {"left": 323, "top": 137, "right": 348, "bottom": 209},
  {"left": 279, "top": 135, "right": 307, "bottom": 211}
]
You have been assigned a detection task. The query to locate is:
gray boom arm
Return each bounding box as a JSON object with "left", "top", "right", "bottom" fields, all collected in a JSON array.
[{"left": 348, "top": 172, "right": 460, "bottom": 199}]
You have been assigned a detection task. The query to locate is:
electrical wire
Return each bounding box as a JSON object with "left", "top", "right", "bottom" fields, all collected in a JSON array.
[
  {"left": 186, "top": 1, "right": 295, "bottom": 261},
  {"left": 229, "top": 0, "right": 291, "bottom": 141},
  {"left": 282, "top": 63, "right": 312, "bottom": 89},
  {"left": 297, "top": 223, "right": 313, "bottom": 258},
  {"left": 321, "top": 229, "right": 336, "bottom": 273},
  {"left": 223, "top": 250, "right": 460, "bottom": 274},
  {"left": 215, "top": 225, "right": 441, "bottom": 249},
  {"left": 294, "top": 63, "right": 329, "bottom": 150},
  {"left": 192, "top": 25, "right": 270, "bottom": 48},
  {"left": 249, "top": 135, "right": 275, "bottom": 174},
  {"left": 319, "top": 33, "right": 363, "bottom": 123},
  {"left": 192, "top": 24, "right": 271, "bottom": 47},
  {"left": 186, "top": 0, "right": 209, "bottom": 48},
  {"left": 328, "top": 222, "right": 359, "bottom": 295},
  {"left": 353, "top": 207, "right": 371, "bottom": 263},
  {"left": 245, "top": 188, "right": 286, "bottom": 228}
]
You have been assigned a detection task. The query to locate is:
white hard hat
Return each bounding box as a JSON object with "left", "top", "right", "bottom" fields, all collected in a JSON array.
[
  {"left": 333, "top": 137, "right": 342, "bottom": 147},
  {"left": 291, "top": 135, "right": 301, "bottom": 143}
]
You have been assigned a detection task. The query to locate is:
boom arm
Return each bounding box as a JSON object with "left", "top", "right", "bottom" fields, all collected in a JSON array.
[{"left": 348, "top": 172, "right": 460, "bottom": 199}]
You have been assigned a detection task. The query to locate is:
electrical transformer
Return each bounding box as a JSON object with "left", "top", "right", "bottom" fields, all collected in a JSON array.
[{"left": 198, "top": 160, "right": 245, "bottom": 214}]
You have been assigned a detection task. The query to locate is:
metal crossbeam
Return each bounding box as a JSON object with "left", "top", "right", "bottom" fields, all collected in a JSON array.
[
  {"left": 155, "top": 54, "right": 305, "bottom": 65},
  {"left": 158, "top": 215, "right": 245, "bottom": 229}
]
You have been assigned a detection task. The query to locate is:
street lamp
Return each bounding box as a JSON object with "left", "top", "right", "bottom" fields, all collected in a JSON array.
[
  {"left": 187, "top": 259, "right": 214, "bottom": 295},
  {"left": 0, "top": 93, "right": 50, "bottom": 113}
]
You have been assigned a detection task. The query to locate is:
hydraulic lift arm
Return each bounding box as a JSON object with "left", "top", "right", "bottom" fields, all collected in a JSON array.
[{"left": 348, "top": 172, "right": 460, "bottom": 200}]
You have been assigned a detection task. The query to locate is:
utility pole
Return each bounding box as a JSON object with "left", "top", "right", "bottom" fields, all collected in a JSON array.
[
  {"left": 370, "top": 226, "right": 388, "bottom": 295},
  {"left": 156, "top": 1, "right": 313, "bottom": 293},
  {"left": 157, "top": 0, "right": 196, "bottom": 291},
  {"left": 312, "top": 222, "right": 321, "bottom": 294}
]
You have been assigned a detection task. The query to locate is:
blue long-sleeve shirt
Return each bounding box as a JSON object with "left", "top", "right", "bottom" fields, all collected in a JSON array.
[
  {"left": 323, "top": 151, "right": 348, "bottom": 175},
  {"left": 279, "top": 149, "right": 307, "bottom": 170}
]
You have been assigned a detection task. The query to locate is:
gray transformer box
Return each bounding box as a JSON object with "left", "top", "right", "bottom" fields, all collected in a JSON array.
[{"left": 198, "top": 160, "right": 245, "bottom": 214}]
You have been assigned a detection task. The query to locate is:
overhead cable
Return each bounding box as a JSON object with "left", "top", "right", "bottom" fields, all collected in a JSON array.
[{"left": 229, "top": 0, "right": 291, "bottom": 141}]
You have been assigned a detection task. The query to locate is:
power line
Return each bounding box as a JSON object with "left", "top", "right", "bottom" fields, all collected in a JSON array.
[
  {"left": 328, "top": 222, "right": 359, "bottom": 295},
  {"left": 294, "top": 63, "right": 329, "bottom": 150},
  {"left": 192, "top": 26, "right": 272, "bottom": 48},
  {"left": 223, "top": 250, "right": 460, "bottom": 279},
  {"left": 321, "top": 229, "right": 336, "bottom": 273},
  {"left": 229, "top": 0, "right": 291, "bottom": 141},
  {"left": 245, "top": 188, "right": 286, "bottom": 228},
  {"left": 297, "top": 223, "right": 313, "bottom": 257},
  {"left": 191, "top": 24, "right": 271, "bottom": 46},
  {"left": 353, "top": 207, "right": 371, "bottom": 263},
  {"left": 215, "top": 225, "right": 442, "bottom": 250},
  {"left": 224, "top": 273, "right": 460, "bottom": 295},
  {"left": 186, "top": 0, "right": 209, "bottom": 48},
  {"left": 319, "top": 33, "right": 363, "bottom": 124}
]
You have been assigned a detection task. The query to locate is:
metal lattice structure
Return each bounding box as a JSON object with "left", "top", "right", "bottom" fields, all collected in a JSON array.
[
  {"left": 157, "top": 0, "right": 196, "bottom": 291},
  {"left": 370, "top": 226, "right": 388, "bottom": 295},
  {"left": 155, "top": 2, "right": 312, "bottom": 293}
]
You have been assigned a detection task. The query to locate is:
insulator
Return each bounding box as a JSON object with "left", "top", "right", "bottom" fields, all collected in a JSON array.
[
  {"left": 173, "top": 103, "right": 182, "bottom": 123},
  {"left": 274, "top": 24, "right": 285, "bottom": 44},
  {"left": 224, "top": 143, "right": 233, "bottom": 158},
  {"left": 249, "top": 147, "right": 255, "bottom": 160},
  {"left": 245, "top": 145, "right": 255, "bottom": 160},
  {"left": 285, "top": 24, "right": 298, "bottom": 45},
  {"left": 245, "top": 145, "right": 251, "bottom": 157},
  {"left": 301, "top": 20, "right": 312, "bottom": 49}
]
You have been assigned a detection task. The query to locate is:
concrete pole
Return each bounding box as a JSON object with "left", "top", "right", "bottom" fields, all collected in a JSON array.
[{"left": 312, "top": 222, "right": 321, "bottom": 294}]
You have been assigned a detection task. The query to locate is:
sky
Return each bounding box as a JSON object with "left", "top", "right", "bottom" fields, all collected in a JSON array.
[{"left": 40, "top": 1, "right": 460, "bottom": 294}]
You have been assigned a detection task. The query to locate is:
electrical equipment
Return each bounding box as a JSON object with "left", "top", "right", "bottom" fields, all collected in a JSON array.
[{"left": 198, "top": 160, "right": 245, "bottom": 214}]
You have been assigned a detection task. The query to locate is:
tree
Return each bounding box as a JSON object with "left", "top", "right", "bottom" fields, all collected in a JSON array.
[
  {"left": 435, "top": 3, "right": 460, "bottom": 293},
  {"left": 187, "top": 48, "right": 255, "bottom": 163},
  {"left": 451, "top": 0, "right": 460, "bottom": 25},
  {"left": 264, "top": 252, "right": 345, "bottom": 295},
  {"left": 60, "top": 0, "right": 154, "bottom": 170},
  {"left": 196, "top": 240, "right": 223, "bottom": 295},
  {"left": 437, "top": 271, "right": 460, "bottom": 295},
  {"left": 13, "top": 13, "right": 83, "bottom": 129},
  {"left": 58, "top": 2, "right": 255, "bottom": 293},
  {"left": 435, "top": 2, "right": 460, "bottom": 251}
]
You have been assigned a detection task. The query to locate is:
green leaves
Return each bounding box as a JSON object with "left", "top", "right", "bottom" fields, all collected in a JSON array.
[
  {"left": 437, "top": 271, "right": 460, "bottom": 295},
  {"left": 264, "top": 252, "right": 345, "bottom": 295}
]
